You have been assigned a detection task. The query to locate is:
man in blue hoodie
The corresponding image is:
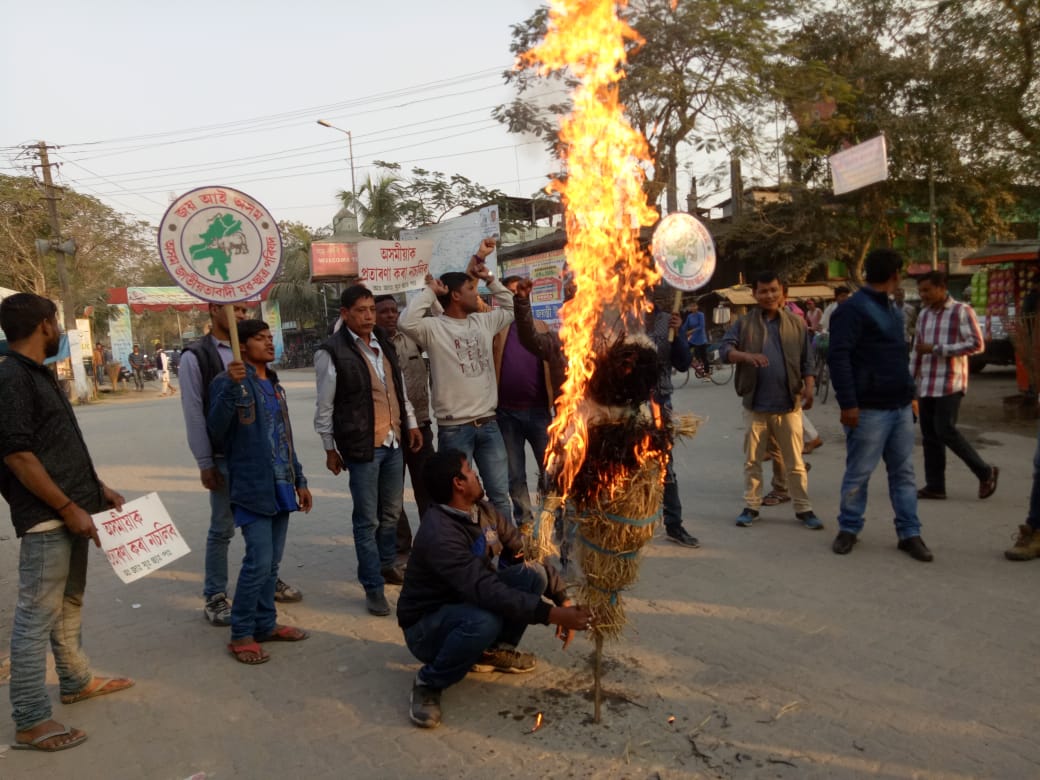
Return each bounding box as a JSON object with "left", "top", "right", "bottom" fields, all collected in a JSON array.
[{"left": 828, "top": 249, "right": 932, "bottom": 562}]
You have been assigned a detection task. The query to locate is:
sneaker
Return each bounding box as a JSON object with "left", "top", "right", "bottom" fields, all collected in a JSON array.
[
  {"left": 796, "top": 511, "right": 824, "bottom": 530},
  {"left": 365, "top": 590, "right": 391, "bottom": 617},
  {"left": 380, "top": 565, "right": 406, "bottom": 586},
  {"left": 274, "top": 578, "right": 303, "bottom": 603},
  {"left": 665, "top": 526, "right": 700, "bottom": 548},
  {"left": 832, "top": 530, "right": 858, "bottom": 555},
  {"left": 735, "top": 508, "right": 759, "bottom": 527},
  {"left": 204, "top": 593, "right": 232, "bottom": 626},
  {"left": 409, "top": 681, "right": 442, "bottom": 728},
  {"left": 471, "top": 647, "right": 537, "bottom": 674},
  {"left": 897, "top": 535, "right": 934, "bottom": 562},
  {"left": 1006, "top": 524, "right": 1040, "bottom": 561}
]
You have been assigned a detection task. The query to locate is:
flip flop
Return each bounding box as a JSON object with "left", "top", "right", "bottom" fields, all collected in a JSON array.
[
  {"left": 60, "top": 676, "right": 135, "bottom": 705},
  {"left": 12, "top": 724, "right": 88, "bottom": 752},
  {"left": 256, "top": 625, "right": 309, "bottom": 643},
  {"left": 762, "top": 491, "right": 791, "bottom": 506},
  {"left": 228, "top": 642, "right": 270, "bottom": 664}
]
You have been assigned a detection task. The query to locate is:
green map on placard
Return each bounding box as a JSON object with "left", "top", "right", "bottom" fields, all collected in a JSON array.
[{"left": 189, "top": 213, "right": 245, "bottom": 282}]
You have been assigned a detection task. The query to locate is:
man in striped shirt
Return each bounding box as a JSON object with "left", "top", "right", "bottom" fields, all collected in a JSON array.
[{"left": 911, "top": 271, "right": 998, "bottom": 501}]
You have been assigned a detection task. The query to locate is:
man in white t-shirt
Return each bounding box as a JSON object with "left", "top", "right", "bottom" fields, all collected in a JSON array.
[{"left": 398, "top": 239, "right": 514, "bottom": 522}]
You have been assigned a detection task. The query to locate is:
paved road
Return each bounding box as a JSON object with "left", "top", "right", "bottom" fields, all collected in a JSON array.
[{"left": 0, "top": 369, "right": 1037, "bottom": 779}]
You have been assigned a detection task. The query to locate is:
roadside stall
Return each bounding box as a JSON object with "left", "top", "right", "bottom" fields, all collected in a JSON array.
[{"left": 962, "top": 240, "right": 1040, "bottom": 392}]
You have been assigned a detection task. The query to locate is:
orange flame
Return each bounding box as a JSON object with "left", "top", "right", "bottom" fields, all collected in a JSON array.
[{"left": 522, "top": 0, "right": 660, "bottom": 499}]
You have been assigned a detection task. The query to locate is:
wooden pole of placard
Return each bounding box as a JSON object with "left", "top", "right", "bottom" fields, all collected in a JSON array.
[
  {"left": 225, "top": 304, "right": 242, "bottom": 361},
  {"left": 667, "top": 289, "right": 683, "bottom": 341}
]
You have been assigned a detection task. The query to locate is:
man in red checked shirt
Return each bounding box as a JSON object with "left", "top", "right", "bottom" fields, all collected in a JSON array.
[{"left": 912, "top": 271, "right": 999, "bottom": 501}]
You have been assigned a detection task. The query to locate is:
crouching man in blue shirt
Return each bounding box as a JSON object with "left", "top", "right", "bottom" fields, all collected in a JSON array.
[{"left": 397, "top": 450, "right": 593, "bottom": 728}]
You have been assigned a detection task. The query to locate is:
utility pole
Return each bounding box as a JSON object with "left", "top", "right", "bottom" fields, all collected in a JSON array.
[
  {"left": 36, "top": 142, "right": 76, "bottom": 334},
  {"left": 34, "top": 141, "right": 90, "bottom": 401}
]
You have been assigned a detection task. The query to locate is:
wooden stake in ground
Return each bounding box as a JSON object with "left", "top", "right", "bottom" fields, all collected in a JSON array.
[{"left": 593, "top": 633, "right": 604, "bottom": 723}]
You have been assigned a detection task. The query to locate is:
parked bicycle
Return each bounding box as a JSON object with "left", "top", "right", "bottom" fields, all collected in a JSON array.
[{"left": 674, "top": 343, "right": 733, "bottom": 387}]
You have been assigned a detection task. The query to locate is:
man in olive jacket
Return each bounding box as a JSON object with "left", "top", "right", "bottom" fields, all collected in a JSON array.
[
  {"left": 720, "top": 271, "right": 820, "bottom": 530},
  {"left": 314, "top": 285, "right": 422, "bottom": 617}
]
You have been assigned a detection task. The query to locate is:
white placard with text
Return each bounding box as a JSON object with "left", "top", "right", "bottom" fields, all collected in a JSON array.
[{"left": 94, "top": 493, "right": 190, "bottom": 584}]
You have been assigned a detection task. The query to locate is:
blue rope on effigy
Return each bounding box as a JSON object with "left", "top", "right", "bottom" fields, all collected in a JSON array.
[
  {"left": 585, "top": 582, "right": 620, "bottom": 605},
  {"left": 602, "top": 507, "right": 663, "bottom": 527},
  {"left": 576, "top": 532, "right": 639, "bottom": 560}
]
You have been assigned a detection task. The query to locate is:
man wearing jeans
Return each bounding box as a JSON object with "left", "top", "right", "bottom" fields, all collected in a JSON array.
[
  {"left": 398, "top": 239, "right": 514, "bottom": 521},
  {"left": 828, "top": 248, "right": 933, "bottom": 562},
  {"left": 397, "top": 450, "right": 591, "bottom": 728},
  {"left": 0, "top": 293, "right": 134, "bottom": 752},
  {"left": 493, "top": 276, "right": 553, "bottom": 526},
  {"left": 181, "top": 303, "right": 303, "bottom": 626},
  {"left": 315, "top": 286, "right": 422, "bottom": 617}
]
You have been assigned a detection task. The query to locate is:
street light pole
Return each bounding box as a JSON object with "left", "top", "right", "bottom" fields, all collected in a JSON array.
[{"left": 317, "top": 119, "right": 358, "bottom": 230}]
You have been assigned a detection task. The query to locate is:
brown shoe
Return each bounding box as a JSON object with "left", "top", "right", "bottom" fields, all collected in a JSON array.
[
  {"left": 979, "top": 466, "right": 999, "bottom": 499},
  {"left": 1006, "top": 524, "right": 1040, "bottom": 561},
  {"left": 802, "top": 437, "right": 823, "bottom": 455}
]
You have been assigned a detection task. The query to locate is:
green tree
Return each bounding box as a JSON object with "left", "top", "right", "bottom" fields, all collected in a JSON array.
[
  {"left": 267, "top": 221, "right": 333, "bottom": 329},
  {"left": 337, "top": 173, "right": 406, "bottom": 239}
]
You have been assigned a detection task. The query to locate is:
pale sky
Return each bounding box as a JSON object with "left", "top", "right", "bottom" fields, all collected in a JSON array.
[{"left": 0, "top": 0, "right": 564, "bottom": 231}]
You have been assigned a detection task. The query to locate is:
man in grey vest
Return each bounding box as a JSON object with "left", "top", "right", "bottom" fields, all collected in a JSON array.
[
  {"left": 315, "top": 286, "right": 423, "bottom": 617},
  {"left": 720, "top": 271, "right": 821, "bottom": 530}
]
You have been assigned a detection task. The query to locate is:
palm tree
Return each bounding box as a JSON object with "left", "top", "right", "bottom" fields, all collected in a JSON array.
[
  {"left": 268, "top": 222, "right": 331, "bottom": 329},
  {"left": 337, "top": 174, "right": 405, "bottom": 240}
]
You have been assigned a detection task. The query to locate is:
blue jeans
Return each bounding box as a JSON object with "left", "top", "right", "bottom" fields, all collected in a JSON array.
[
  {"left": 203, "top": 457, "right": 236, "bottom": 599},
  {"left": 497, "top": 407, "right": 551, "bottom": 525},
  {"left": 837, "top": 406, "right": 921, "bottom": 540},
  {"left": 230, "top": 511, "right": 288, "bottom": 641},
  {"left": 402, "top": 562, "right": 548, "bottom": 690},
  {"left": 437, "top": 420, "right": 511, "bottom": 522},
  {"left": 656, "top": 396, "right": 684, "bottom": 530},
  {"left": 1028, "top": 427, "right": 1040, "bottom": 531},
  {"left": 346, "top": 445, "right": 404, "bottom": 592},
  {"left": 10, "top": 527, "right": 92, "bottom": 732}
]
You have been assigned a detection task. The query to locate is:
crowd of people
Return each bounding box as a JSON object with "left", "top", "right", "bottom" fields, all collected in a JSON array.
[{"left": 3, "top": 244, "right": 1038, "bottom": 747}]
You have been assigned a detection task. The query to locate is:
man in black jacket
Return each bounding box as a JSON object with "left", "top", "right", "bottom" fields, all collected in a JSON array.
[
  {"left": 314, "top": 285, "right": 422, "bottom": 617},
  {"left": 828, "top": 249, "right": 931, "bottom": 562},
  {"left": 397, "top": 449, "right": 592, "bottom": 728}
]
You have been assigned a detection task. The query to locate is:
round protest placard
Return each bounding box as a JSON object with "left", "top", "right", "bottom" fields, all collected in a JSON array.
[
  {"left": 158, "top": 186, "right": 282, "bottom": 304},
  {"left": 651, "top": 212, "right": 716, "bottom": 293}
]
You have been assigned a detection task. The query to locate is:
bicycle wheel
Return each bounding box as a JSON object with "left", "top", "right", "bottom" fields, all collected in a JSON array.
[
  {"left": 705, "top": 357, "right": 731, "bottom": 385},
  {"left": 674, "top": 368, "right": 690, "bottom": 388},
  {"left": 816, "top": 362, "right": 830, "bottom": 403}
]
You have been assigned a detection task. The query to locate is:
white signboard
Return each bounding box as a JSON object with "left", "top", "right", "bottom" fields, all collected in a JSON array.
[
  {"left": 357, "top": 240, "right": 434, "bottom": 294},
  {"left": 401, "top": 205, "right": 498, "bottom": 281},
  {"left": 830, "top": 135, "right": 889, "bottom": 196},
  {"left": 94, "top": 493, "right": 190, "bottom": 584},
  {"left": 158, "top": 186, "right": 282, "bottom": 303}
]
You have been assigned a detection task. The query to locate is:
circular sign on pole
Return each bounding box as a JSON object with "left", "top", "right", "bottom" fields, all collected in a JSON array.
[
  {"left": 157, "top": 186, "right": 282, "bottom": 304},
  {"left": 651, "top": 212, "right": 716, "bottom": 293}
]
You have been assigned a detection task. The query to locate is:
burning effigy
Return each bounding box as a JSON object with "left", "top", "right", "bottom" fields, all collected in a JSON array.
[{"left": 518, "top": 0, "right": 699, "bottom": 721}]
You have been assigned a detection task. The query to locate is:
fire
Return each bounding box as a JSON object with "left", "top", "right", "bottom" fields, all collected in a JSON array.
[{"left": 523, "top": 0, "right": 661, "bottom": 499}]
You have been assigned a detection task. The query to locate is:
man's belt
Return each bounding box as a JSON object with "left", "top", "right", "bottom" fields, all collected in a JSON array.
[{"left": 442, "top": 415, "right": 497, "bottom": 428}]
